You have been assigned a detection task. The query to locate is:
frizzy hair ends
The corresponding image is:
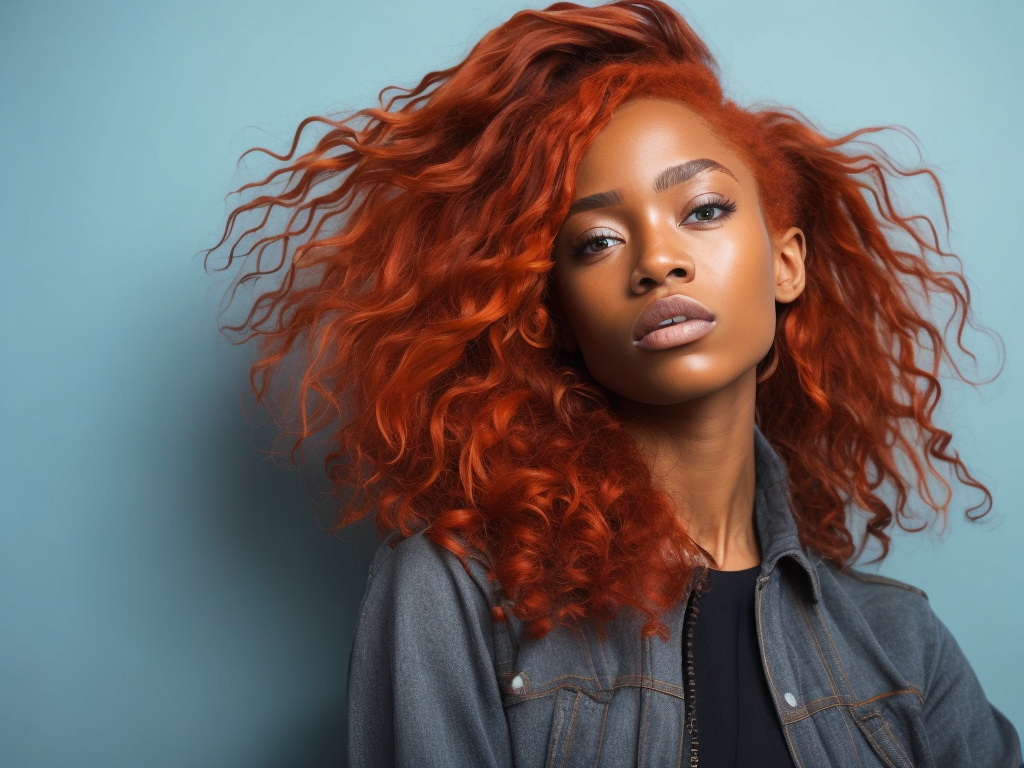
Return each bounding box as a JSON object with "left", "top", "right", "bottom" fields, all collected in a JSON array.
[{"left": 205, "top": 0, "right": 991, "bottom": 638}]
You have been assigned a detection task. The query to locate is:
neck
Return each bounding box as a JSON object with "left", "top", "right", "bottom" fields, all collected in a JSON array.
[{"left": 615, "top": 368, "right": 760, "bottom": 571}]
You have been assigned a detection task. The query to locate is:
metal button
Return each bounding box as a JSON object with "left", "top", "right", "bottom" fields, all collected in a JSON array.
[
  {"left": 783, "top": 692, "right": 798, "bottom": 707},
  {"left": 511, "top": 674, "right": 524, "bottom": 692}
]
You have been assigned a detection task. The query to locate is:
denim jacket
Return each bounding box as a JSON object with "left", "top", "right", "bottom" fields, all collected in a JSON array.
[{"left": 348, "top": 428, "right": 1022, "bottom": 767}]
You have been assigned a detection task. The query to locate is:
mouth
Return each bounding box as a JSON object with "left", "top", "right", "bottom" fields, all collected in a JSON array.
[{"left": 633, "top": 294, "right": 716, "bottom": 351}]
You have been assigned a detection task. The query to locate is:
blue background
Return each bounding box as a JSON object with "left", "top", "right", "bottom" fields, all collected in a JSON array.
[{"left": 1, "top": 1, "right": 1021, "bottom": 765}]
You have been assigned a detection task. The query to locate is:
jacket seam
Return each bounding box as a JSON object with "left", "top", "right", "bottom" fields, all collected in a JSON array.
[
  {"left": 878, "top": 718, "right": 913, "bottom": 768},
  {"left": 594, "top": 694, "right": 610, "bottom": 768},
  {"left": 755, "top": 581, "right": 787, "bottom": 726},
  {"left": 843, "top": 569, "right": 928, "bottom": 599},
  {"left": 783, "top": 724, "right": 808, "bottom": 768},
  {"left": 780, "top": 688, "right": 925, "bottom": 725},
  {"left": 572, "top": 623, "right": 601, "bottom": 687},
  {"left": 859, "top": 712, "right": 914, "bottom": 768},
  {"left": 817, "top": 601, "right": 856, "bottom": 695},
  {"left": 811, "top": 601, "right": 866, "bottom": 767},
  {"left": 558, "top": 691, "right": 582, "bottom": 768},
  {"left": 857, "top": 714, "right": 899, "bottom": 768},
  {"left": 505, "top": 675, "right": 689, "bottom": 703},
  {"left": 639, "top": 686, "right": 652, "bottom": 765},
  {"left": 795, "top": 597, "right": 844, "bottom": 702}
]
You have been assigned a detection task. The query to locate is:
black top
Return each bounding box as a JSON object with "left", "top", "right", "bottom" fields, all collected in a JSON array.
[{"left": 690, "top": 565, "right": 796, "bottom": 768}]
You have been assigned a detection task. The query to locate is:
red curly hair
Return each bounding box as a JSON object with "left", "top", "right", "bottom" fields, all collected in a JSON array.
[{"left": 206, "top": 0, "right": 992, "bottom": 638}]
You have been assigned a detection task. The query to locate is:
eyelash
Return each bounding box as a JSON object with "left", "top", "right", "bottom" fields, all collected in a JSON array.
[{"left": 570, "top": 195, "right": 738, "bottom": 257}]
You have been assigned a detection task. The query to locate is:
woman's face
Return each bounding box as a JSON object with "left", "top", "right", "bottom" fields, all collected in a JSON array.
[{"left": 551, "top": 98, "right": 805, "bottom": 407}]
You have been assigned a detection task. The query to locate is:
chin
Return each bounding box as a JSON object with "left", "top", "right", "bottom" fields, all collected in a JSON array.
[{"left": 597, "top": 362, "right": 764, "bottom": 409}]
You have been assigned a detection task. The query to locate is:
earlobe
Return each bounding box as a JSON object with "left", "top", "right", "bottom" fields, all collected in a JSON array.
[{"left": 774, "top": 227, "right": 807, "bottom": 304}]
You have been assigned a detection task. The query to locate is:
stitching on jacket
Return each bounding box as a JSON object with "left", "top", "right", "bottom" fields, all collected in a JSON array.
[
  {"left": 673, "top": 697, "right": 685, "bottom": 768},
  {"left": 558, "top": 691, "right": 582, "bottom": 768},
  {"left": 635, "top": 628, "right": 644, "bottom": 693},
  {"left": 493, "top": 601, "right": 515, "bottom": 668},
  {"left": 594, "top": 626, "right": 613, "bottom": 693},
  {"left": 843, "top": 569, "right": 928, "bottom": 599},
  {"left": 544, "top": 688, "right": 569, "bottom": 768},
  {"left": 369, "top": 538, "right": 396, "bottom": 579},
  {"left": 842, "top": 708, "right": 867, "bottom": 768},
  {"left": 795, "top": 596, "right": 843, "bottom": 701},
  {"left": 856, "top": 716, "right": 905, "bottom": 768},
  {"left": 352, "top": 545, "right": 395, "bottom": 652},
  {"left": 780, "top": 688, "right": 924, "bottom": 725},
  {"left": 855, "top": 712, "right": 911, "bottom": 768},
  {"left": 505, "top": 672, "right": 696, "bottom": 703},
  {"left": 615, "top": 674, "right": 684, "bottom": 696},
  {"left": 572, "top": 623, "right": 601, "bottom": 687},
  {"left": 816, "top": 601, "right": 856, "bottom": 696},
  {"left": 857, "top": 688, "right": 924, "bottom": 706},
  {"left": 784, "top": 723, "right": 807, "bottom": 768},
  {"left": 640, "top": 636, "right": 653, "bottom": 765},
  {"left": 594, "top": 694, "right": 610, "bottom": 768},
  {"left": 639, "top": 687, "right": 652, "bottom": 765},
  {"left": 876, "top": 716, "right": 913, "bottom": 768},
  {"left": 866, "top": 739, "right": 898, "bottom": 768},
  {"left": 515, "top": 672, "right": 599, "bottom": 687},
  {"left": 810, "top": 602, "right": 866, "bottom": 767},
  {"left": 790, "top": 693, "right": 841, "bottom": 709},
  {"left": 754, "top": 580, "right": 788, "bottom": 727}
]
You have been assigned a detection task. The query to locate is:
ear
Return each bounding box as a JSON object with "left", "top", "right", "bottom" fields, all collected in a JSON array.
[{"left": 773, "top": 226, "right": 806, "bottom": 304}]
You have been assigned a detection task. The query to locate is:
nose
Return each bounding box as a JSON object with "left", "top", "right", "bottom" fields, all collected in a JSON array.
[{"left": 629, "top": 228, "right": 695, "bottom": 294}]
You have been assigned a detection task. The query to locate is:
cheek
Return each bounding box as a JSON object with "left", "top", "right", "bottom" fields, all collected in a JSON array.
[
  {"left": 744, "top": 265, "right": 779, "bottom": 353},
  {"left": 556, "top": 273, "right": 614, "bottom": 344},
  {"left": 556, "top": 279, "right": 633, "bottom": 389},
  {"left": 707, "top": 236, "right": 778, "bottom": 348}
]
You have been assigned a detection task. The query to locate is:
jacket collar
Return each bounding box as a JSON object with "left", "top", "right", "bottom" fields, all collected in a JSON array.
[{"left": 753, "top": 425, "right": 822, "bottom": 603}]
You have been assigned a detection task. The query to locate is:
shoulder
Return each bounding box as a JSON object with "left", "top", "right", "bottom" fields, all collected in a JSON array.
[
  {"left": 816, "top": 562, "right": 942, "bottom": 675},
  {"left": 817, "top": 563, "right": 1023, "bottom": 759},
  {"left": 351, "top": 530, "right": 507, "bottom": 678},
  {"left": 819, "top": 562, "right": 932, "bottom": 625},
  {"left": 362, "top": 530, "right": 500, "bottom": 615},
  {"left": 825, "top": 564, "right": 928, "bottom": 608},
  {"left": 834, "top": 566, "right": 928, "bottom": 599},
  {"left": 819, "top": 561, "right": 933, "bottom": 618}
]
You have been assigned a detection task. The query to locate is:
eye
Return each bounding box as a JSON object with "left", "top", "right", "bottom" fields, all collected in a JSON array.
[
  {"left": 571, "top": 229, "right": 624, "bottom": 258},
  {"left": 682, "top": 196, "right": 737, "bottom": 226}
]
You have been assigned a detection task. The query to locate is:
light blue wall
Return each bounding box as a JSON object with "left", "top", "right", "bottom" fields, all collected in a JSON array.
[{"left": 1, "top": 1, "right": 1020, "bottom": 765}]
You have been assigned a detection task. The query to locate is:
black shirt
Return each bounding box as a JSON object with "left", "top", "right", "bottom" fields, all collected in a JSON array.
[{"left": 690, "top": 565, "right": 796, "bottom": 767}]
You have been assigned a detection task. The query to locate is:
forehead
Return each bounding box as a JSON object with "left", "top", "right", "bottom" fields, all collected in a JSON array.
[{"left": 574, "top": 97, "right": 754, "bottom": 194}]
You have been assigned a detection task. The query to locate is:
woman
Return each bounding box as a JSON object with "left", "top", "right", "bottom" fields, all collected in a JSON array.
[{"left": 207, "top": 1, "right": 1022, "bottom": 765}]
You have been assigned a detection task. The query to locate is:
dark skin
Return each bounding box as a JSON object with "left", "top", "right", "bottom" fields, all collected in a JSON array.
[{"left": 552, "top": 98, "right": 806, "bottom": 571}]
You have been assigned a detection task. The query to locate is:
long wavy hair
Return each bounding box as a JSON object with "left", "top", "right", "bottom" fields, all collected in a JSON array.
[{"left": 205, "top": 0, "right": 993, "bottom": 637}]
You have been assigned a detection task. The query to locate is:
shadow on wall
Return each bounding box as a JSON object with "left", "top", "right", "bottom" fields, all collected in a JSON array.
[
  {"left": 193, "top": 364, "right": 379, "bottom": 768},
  {"left": 255, "top": 434, "right": 378, "bottom": 768}
]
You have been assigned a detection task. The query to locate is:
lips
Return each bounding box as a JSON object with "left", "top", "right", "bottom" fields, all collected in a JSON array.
[{"left": 634, "top": 294, "right": 716, "bottom": 342}]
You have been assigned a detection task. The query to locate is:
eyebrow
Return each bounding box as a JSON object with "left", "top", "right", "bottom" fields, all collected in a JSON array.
[{"left": 564, "top": 158, "right": 737, "bottom": 218}]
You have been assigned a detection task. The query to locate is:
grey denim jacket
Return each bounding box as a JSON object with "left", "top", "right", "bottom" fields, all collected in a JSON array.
[{"left": 348, "top": 428, "right": 1022, "bottom": 767}]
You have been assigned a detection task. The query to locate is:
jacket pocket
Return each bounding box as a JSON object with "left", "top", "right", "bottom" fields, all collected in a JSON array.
[{"left": 544, "top": 687, "right": 610, "bottom": 768}]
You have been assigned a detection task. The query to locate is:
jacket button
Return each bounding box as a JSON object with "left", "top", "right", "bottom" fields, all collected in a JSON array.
[
  {"left": 783, "top": 692, "right": 798, "bottom": 707},
  {"left": 511, "top": 674, "right": 524, "bottom": 692}
]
